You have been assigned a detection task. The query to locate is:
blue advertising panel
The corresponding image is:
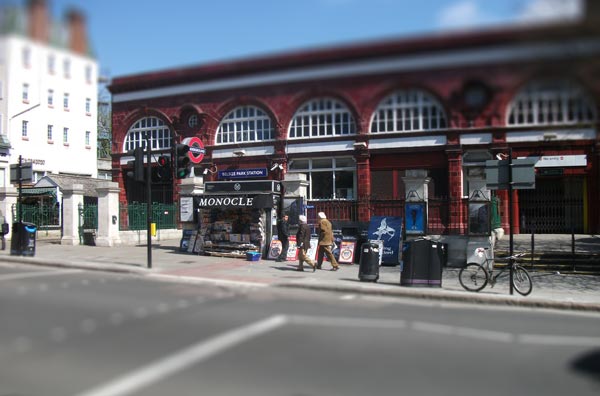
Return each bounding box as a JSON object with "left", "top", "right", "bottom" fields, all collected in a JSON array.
[
  {"left": 367, "top": 216, "right": 403, "bottom": 265},
  {"left": 405, "top": 202, "right": 426, "bottom": 235}
]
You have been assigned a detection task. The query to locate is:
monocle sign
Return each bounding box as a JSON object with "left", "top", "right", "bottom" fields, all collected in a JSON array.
[
  {"left": 197, "top": 196, "right": 255, "bottom": 207},
  {"left": 195, "top": 193, "right": 274, "bottom": 209}
]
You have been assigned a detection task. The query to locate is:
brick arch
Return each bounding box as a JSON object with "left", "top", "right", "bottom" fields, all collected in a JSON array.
[
  {"left": 285, "top": 89, "right": 360, "bottom": 134},
  {"left": 120, "top": 109, "right": 174, "bottom": 153},
  {"left": 209, "top": 97, "right": 279, "bottom": 145},
  {"left": 366, "top": 84, "right": 450, "bottom": 133},
  {"left": 504, "top": 74, "right": 598, "bottom": 126},
  {"left": 114, "top": 108, "right": 174, "bottom": 153}
]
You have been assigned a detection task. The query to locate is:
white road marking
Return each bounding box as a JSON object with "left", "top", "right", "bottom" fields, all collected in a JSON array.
[
  {"left": 0, "top": 269, "right": 82, "bottom": 282},
  {"left": 518, "top": 334, "right": 600, "bottom": 347},
  {"left": 74, "top": 315, "right": 288, "bottom": 396},
  {"left": 290, "top": 315, "right": 408, "bottom": 329},
  {"left": 412, "top": 321, "right": 515, "bottom": 343}
]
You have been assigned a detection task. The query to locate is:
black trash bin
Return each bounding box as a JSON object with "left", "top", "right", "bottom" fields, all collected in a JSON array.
[
  {"left": 358, "top": 242, "right": 380, "bottom": 282},
  {"left": 10, "top": 222, "right": 37, "bottom": 257},
  {"left": 400, "top": 238, "right": 442, "bottom": 287}
]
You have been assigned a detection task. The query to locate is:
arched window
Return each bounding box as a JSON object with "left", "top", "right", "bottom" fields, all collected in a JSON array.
[
  {"left": 216, "top": 105, "right": 274, "bottom": 144},
  {"left": 370, "top": 90, "right": 447, "bottom": 133},
  {"left": 124, "top": 116, "right": 172, "bottom": 152},
  {"left": 288, "top": 98, "right": 356, "bottom": 139},
  {"left": 507, "top": 80, "right": 596, "bottom": 126}
]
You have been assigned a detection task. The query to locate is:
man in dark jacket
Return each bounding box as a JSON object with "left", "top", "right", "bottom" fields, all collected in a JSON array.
[
  {"left": 296, "top": 215, "right": 316, "bottom": 272},
  {"left": 276, "top": 214, "right": 289, "bottom": 262}
]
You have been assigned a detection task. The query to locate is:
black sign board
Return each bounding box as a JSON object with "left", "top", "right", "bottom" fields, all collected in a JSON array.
[
  {"left": 485, "top": 158, "right": 536, "bottom": 190},
  {"left": 204, "top": 180, "right": 282, "bottom": 194},
  {"left": 10, "top": 163, "right": 33, "bottom": 183}
]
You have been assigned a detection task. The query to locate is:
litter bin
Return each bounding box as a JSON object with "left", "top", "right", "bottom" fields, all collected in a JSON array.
[
  {"left": 400, "top": 238, "right": 442, "bottom": 287},
  {"left": 10, "top": 222, "right": 37, "bottom": 257},
  {"left": 358, "top": 242, "right": 380, "bottom": 282}
]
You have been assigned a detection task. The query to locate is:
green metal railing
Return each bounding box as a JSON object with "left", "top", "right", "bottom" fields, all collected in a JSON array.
[
  {"left": 11, "top": 204, "right": 60, "bottom": 229},
  {"left": 119, "top": 202, "right": 178, "bottom": 231}
]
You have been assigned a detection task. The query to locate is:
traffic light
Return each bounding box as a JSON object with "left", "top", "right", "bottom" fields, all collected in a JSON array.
[
  {"left": 157, "top": 155, "right": 171, "bottom": 180},
  {"left": 126, "top": 147, "right": 145, "bottom": 182},
  {"left": 174, "top": 144, "right": 190, "bottom": 179}
]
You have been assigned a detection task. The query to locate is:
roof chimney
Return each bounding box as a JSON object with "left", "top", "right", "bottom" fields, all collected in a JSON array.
[
  {"left": 27, "top": 0, "right": 49, "bottom": 43},
  {"left": 67, "top": 8, "right": 88, "bottom": 55}
]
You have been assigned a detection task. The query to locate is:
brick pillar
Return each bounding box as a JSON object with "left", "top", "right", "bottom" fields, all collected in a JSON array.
[
  {"left": 447, "top": 149, "right": 463, "bottom": 234},
  {"left": 354, "top": 145, "right": 371, "bottom": 222}
]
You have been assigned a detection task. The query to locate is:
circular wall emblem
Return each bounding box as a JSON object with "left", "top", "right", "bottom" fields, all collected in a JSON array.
[
  {"left": 234, "top": 183, "right": 241, "bottom": 191},
  {"left": 182, "top": 137, "right": 205, "bottom": 164}
]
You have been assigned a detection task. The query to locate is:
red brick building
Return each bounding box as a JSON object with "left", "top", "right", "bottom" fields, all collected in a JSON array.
[{"left": 109, "top": 8, "right": 599, "bottom": 237}]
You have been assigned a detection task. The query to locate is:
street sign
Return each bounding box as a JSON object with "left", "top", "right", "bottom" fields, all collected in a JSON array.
[
  {"left": 485, "top": 158, "right": 536, "bottom": 190},
  {"left": 10, "top": 162, "right": 33, "bottom": 183}
]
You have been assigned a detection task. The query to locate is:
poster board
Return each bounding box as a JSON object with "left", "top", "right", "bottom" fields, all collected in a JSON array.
[
  {"left": 187, "top": 231, "right": 198, "bottom": 253},
  {"left": 268, "top": 236, "right": 299, "bottom": 261},
  {"left": 367, "top": 216, "right": 403, "bottom": 265},
  {"left": 180, "top": 229, "right": 194, "bottom": 252},
  {"left": 305, "top": 238, "right": 319, "bottom": 263},
  {"left": 338, "top": 240, "right": 356, "bottom": 264}
]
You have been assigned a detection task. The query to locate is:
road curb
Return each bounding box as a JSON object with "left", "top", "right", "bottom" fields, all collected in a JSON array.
[
  {"left": 3, "top": 255, "right": 599, "bottom": 312},
  {"left": 274, "top": 282, "right": 600, "bottom": 312}
]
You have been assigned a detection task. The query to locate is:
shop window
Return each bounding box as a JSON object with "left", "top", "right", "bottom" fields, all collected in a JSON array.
[
  {"left": 216, "top": 105, "right": 273, "bottom": 144},
  {"left": 288, "top": 97, "right": 356, "bottom": 139},
  {"left": 288, "top": 157, "right": 356, "bottom": 200},
  {"left": 370, "top": 170, "right": 405, "bottom": 200},
  {"left": 370, "top": 89, "right": 447, "bottom": 133},
  {"left": 124, "top": 116, "right": 172, "bottom": 151},
  {"left": 507, "top": 79, "right": 597, "bottom": 126}
]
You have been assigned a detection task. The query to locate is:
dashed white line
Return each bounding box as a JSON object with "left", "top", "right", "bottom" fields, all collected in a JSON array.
[
  {"left": 0, "top": 269, "right": 83, "bottom": 282},
  {"left": 74, "top": 315, "right": 288, "bottom": 396}
]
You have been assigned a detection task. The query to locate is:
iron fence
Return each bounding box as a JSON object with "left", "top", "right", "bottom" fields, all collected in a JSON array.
[
  {"left": 11, "top": 204, "right": 60, "bottom": 229},
  {"left": 119, "top": 202, "right": 178, "bottom": 231}
]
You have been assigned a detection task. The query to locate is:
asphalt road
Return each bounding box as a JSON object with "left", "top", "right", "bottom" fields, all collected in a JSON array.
[{"left": 1, "top": 262, "right": 599, "bottom": 396}]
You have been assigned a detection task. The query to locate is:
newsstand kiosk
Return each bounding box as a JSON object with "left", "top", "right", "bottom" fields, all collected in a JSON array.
[{"left": 193, "top": 181, "right": 282, "bottom": 258}]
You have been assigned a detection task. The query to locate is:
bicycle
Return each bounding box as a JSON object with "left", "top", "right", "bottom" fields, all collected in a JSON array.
[{"left": 459, "top": 247, "right": 533, "bottom": 296}]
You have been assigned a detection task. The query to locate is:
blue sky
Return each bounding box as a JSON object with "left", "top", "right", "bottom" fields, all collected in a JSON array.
[{"left": 9, "top": 0, "right": 584, "bottom": 77}]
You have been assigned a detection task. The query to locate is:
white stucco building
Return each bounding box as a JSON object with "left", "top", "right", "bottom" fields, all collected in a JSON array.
[{"left": 0, "top": 0, "right": 98, "bottom": 188}]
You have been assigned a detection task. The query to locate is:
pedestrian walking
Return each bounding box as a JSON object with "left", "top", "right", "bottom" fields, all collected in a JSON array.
[
  {"left": 296, "top": 215, "right": 316, "bottom": 272},
  {"left": 276, "top": 213, "right": 290, "bottom": 262},
  {"left": 316, "top": 212, "right": 339, "bottom": 271}
]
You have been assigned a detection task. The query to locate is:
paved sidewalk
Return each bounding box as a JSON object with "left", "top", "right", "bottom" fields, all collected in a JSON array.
[{"left": 1, "top": 234, "right": 599, "bottom": 312}]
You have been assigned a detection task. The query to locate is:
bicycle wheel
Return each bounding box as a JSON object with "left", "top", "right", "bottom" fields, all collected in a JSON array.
[
  {"left": 459, "top": 263, "right": 489, "bottom": 292},
  {"left": 512, "top": 265, "right": 533, "bottom": 296}
]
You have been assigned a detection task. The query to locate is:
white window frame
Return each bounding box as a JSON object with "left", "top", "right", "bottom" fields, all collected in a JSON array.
[
  {"left": 48, "top": 54, "right": 55, "bottom": 74},
  {"left": 287, "top": 157, "right": 357, "bottom": 200},
  {"left": 63, "top": 58, "right": 71, "bottom": 79},
  {"left": 506, "top": 80, "right": 597, "bottom": 126},
  {"left": 22, "top": 120, "right": 28, "bottom": 138},
  {"left": 85, "top": 65, "right": 92, "bottom": 83},
  {"left": 48, "top": 89, "right": 54, "bottom": 106},
  {"left": 22, "top": 47, "right": 31, "bottom": 68},
  {"left": 370, "top": 90, "right": 448, "bottom": 133},
  {"left": 47, "top": 124, "right": 53, "bottom": 141},
  {"left": 85, "top": 131, "right": 91, "bottom": 146},
  {"left": 85, "top": 98, "right": 91, "bottom": 114},
  {"left": 216, "top": 105, "right": 274, "bottom": 145},
  {"left": 288, "top": 97, "right": 356, "bottom": 139},
  {"left": 22, "top": 83, "right": 29, "bottom": 102},
  {"left": 124, "top": 116, "right": 172, "bottom": 152},
  {"left": 63, "top": 127, "right": 69, "bottom": 144},
  {"left": 63, "top": 93, "right": 69, "bottom": 110}
]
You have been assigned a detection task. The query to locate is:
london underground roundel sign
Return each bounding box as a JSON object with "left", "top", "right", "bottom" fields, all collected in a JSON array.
[{"left": 182, "top": 137, "right": 205, "bottom": 164}]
